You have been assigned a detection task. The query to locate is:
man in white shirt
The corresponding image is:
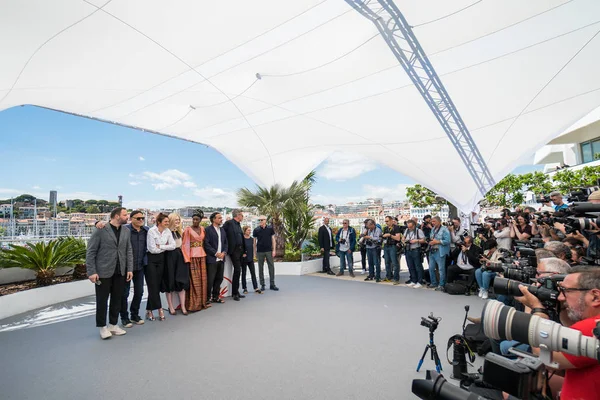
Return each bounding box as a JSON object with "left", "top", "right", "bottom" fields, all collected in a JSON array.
[
  {"left": 446, "top": 236, "right": 482, "bottom": 286},
  {"left": 493, "top": 219, "right": 512, "bottom": 250}
]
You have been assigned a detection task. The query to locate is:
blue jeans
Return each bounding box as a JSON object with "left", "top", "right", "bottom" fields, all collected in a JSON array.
[
  {"left": 475, "top": 269, "right": 496, "bottom": 290},
  {"left": 367, "top": 247, "right": 381, "bottom": 279},
  {"left": 339, "top": 250, "right": 354, "bottom": 273},
  {"left": 405, "top": 248, "right": 424, "bottom": 284},
  {"left": 384, "top": 245, "right": 400, "bottom": 280},
  {"left": 428, "top": 251, "right": 446, "bottom": 287},
  {"left": 500, "top": 340, "right": 531, "bottom": 358}
]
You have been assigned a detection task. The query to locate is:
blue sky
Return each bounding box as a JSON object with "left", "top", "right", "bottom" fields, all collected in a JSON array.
[{"left": 0, "top": 106, "right": 541, "bottom": 209}]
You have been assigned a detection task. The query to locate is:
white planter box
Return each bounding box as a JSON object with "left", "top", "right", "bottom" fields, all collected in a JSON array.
[{"left": 0, "top": 266, "right": 74, "bottom": 285}]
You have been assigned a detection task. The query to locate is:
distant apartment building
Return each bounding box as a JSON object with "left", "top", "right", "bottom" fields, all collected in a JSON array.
[
  {"left": 410, "top": 205, "right": 449, "bottom": 222},
  {"left": 19, "top": 206, "right": 49, "bottom": 219}
]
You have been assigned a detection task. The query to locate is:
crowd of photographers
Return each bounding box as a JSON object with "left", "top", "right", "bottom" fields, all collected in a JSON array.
[{"left": 404, "top": 189, "right": 600, "bottom": 400}]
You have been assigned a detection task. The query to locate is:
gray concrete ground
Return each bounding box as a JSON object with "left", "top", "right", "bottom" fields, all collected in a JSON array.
[{"left": 0, "top": 275, "right": 485, "bottom": 400}]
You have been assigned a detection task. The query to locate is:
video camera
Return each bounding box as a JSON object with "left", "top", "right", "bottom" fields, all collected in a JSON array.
[{"left": 421, "top": 313, "right": 441, "bottom": 332}]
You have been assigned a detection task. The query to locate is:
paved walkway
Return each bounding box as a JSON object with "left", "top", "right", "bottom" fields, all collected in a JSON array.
[{"left": 0, "top": 275, "right": 484, "bottom": 400}]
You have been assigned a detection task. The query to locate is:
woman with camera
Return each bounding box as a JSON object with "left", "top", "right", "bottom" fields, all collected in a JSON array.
[
  {"left": 475, "top": 239, "right": 501, "bottom": 299},
  {"left": 509, "top": 213, "right": 532, "bottom": 243}
]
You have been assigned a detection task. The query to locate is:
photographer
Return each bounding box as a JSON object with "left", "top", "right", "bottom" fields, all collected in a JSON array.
[
  {"left": 475, "top": 239, "right": 501, "bottom": 299},
  {"left": 509, "top": 213, "right": 532, "bottom": 242},
  {"left": 493, "top": 219, "right": 512, "bottom": 251},
  {"left": 363, "top": 219, "right": 383, "bottom": 282},
  {"left": 550, "top": 190, "right": 569, "bottom": 212},
  {"left": 358, "top": 219, "right": 369, "bottom": 275},
  {"left": 544, "top": 241, "right": 571, "bottom": 263},
  {"left": 335, "top": 219, "right": 356, "bottom": 277},
  {"left": 382, "top": 216, "right": 402, "bottom": 284},
  {"left": 403, "top": 219, "right": 425, "bottom": 288},
  {"left": 448, "top": 217, "right": 464, "bottom": 250},
  {"left": 477, "top": 223, "right": 495, "bottom": 251},
  {"left": 427, "top": 216, "right": 451, "bottom": 291},
  {"left": 447, "top": 235, "right": 482, "bottom": 287},
  {"left": 515, "top": 267, "right": 600, "bottom": 399}
]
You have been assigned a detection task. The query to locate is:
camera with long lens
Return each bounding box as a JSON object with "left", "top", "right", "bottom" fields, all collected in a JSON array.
[
  {"left": 481, "top": 300, "right": 600, "bottom": 398},
  {"left": 420, "top": 313, "right": 440, "bottom": 332},
  {"left": 365, "top": 239, "right": 373, "bottom": 246},
  {"left": 339, "top": 238, "right": 347, "bottom": 245},
  {"left": 482, "top": 261, "right": 538, "bottom": 284}
]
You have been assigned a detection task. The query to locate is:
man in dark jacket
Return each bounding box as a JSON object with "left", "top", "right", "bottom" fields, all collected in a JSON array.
[
  {"left": 335, "top": 219, "right": 356, "bottom": 277},
  {"left": 318, "top": 217, "right": 335, "bottom": 275},
  {"left": 447, "top": 236, "right": 482, "bottom": 286},
  {"left": 223, "top": 209, "right": 246, "bottom": 301},
  {"left": 204, "top": 212, "right": 229, "bottom": 304},
  {"left": 121, "top": 210, "right": 148, "bottom": 327}
]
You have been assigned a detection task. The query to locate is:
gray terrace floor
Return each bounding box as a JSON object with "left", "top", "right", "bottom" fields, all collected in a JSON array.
[{"left": 0, "top": 274, "right": 485, "bottom": 400}]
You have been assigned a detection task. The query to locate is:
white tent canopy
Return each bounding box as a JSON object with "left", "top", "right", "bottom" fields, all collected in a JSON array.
[{"left": 2, "top": 0, "right": 600, "bottom": 211}]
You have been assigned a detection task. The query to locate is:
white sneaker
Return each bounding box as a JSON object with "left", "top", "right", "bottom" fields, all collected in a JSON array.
[
  {"left": 413, "top": 283, "right": 422, "bottom": 289},
  {"left": 107, "top": 324, "right": 127, "bottom": 336},
  {"left": 478, "top": 288, "right": 483, "bottom": 298},
  {"left": 482, "top": 290, "right": 489, "bottom": 300},
  {"left": 407, "top": 282, "right": 415, "bottom": 287},
  {"left": 361, "top": 270, "right": 367, "bottom": 275},
  {"left": 99, "top": 326, "right": 112, "bottom": 340}
]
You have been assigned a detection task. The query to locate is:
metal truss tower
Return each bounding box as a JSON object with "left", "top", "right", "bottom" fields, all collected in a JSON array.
[{"left": 345, "top": 0, "right": 495, "bottom": 196}]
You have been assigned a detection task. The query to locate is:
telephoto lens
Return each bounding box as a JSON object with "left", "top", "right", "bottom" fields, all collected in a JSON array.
[
  {"left": 481, "top": 300, "right": 600, "bottom": 361},
  {"left": 492, "top": 277, "right": 559, "bottom": 303},
  {"left": 412, "top": 370, "right": 481, "bottom": 400}
]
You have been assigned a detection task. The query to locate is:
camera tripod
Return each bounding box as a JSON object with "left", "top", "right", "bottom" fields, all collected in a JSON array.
[{"left": 416, "top": 330, "right": 443, "bottom": 373}]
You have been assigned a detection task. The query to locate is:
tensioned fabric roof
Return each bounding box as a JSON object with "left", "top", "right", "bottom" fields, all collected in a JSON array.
[{"left": 1, "top": 0, "right": 600, "bottom": 211}]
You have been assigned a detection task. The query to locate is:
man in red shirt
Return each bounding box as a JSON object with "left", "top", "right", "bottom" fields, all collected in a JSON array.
[{"left": 518, "top": 266, "right": 600, "bottom": 399}]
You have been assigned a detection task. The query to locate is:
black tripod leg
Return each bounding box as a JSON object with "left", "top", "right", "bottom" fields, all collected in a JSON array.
[{"left": 416, "top": 345, "right": 430, "bottom": 372}]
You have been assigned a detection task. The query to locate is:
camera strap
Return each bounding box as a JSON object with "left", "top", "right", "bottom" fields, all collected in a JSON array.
[{"left": 446, "top": 334, "right": 476, "bottom": 365}]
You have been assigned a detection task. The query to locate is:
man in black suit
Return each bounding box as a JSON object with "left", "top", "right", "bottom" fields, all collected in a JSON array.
[
  {"left": 318, "top": 217, "right": 335, "bottom": 275},
  {"left": 447, "top": 235, "right": 482, "bottom": 286},
  {"left": 204, "top": 212, "right": 229, "bottom": 304},
  {"left": 223, "top": 209, "right": 246, "bottom": 301}
]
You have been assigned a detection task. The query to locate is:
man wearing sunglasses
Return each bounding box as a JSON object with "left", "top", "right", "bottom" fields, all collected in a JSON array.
[{"left": 516, "top": 266, "right": 600, "bottom": 399}]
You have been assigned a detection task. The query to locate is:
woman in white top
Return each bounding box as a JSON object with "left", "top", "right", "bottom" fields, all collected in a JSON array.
[
  {"left": 162, "top": 213, "right": 190, "bottom": 316},
  {"left": 146, "top": 213, "right": 176, "bottom": 321}
]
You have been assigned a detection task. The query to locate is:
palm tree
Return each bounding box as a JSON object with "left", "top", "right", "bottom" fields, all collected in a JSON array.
[
  {"left": 2, "top": 237, "right": 87, "bottom": 286},
  {"left": 237, "top": 171, "right": 316, "bottom": 257}
]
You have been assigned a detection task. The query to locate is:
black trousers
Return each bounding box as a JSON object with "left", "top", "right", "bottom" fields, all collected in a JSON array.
[
  {"left": 145, "top": 253, "right": 164, "bottom": 311},
  {"left": 120, "top": 268, "right": 144, "bottom": 320},
  {"left": 230, "top": 247, "right": 243, "bottom": 296},
  {"left": 360, "top": 246, "right": 367, "bottom": 270},
  {"left": 207, "top": 261, "right": 224, "bottom": 301},
  {"left": 95, "top": 271, "right": 126, "bottom": 327},
  {"left": 447, "top": 264, "right": 476, "bottom": 286},
  {"left": 322, "top": 249, "right": 331, "bottom": 272},
  {"left": 242, "top": 260, "right": 258, "bottom": 290}
]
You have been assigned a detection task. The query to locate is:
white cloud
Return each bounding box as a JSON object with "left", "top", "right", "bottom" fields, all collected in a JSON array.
[
  {"left": 32, "top": 185, "right": 41, "bottom": 190},
  {"left": 140, "top": 169, "right": 196, "bottom": 191},
  {"left": 0, "top": 188, "right": 22, "bottom": 196},
  {"left": 139, "top": 156, "right": 145, "bottom": 161},
  {"left": 58, "top": 191, "right": 104, "bottom": 201},
  {"left": 128, "top": 181, "right": 141, "bottom": 186},
  {"left": 193, "top": 186, "right": 238, "bottom": 207},
  {"left": 318, "top": 152, "right": 378, "bottom": 181}
]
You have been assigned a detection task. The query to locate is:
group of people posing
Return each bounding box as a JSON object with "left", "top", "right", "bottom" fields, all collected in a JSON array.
[{"left": 86, "top": 207, "right": 278, "bottom": 339}]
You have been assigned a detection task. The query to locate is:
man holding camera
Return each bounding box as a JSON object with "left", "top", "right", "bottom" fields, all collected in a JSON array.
[
  {"left": 446, "top": 235, "right": 481, "bottom": 287},
  {"left": 427, "top": 216, "right": 451, "bottom": 291},
  {"left": 335, "top": 219, "right": 356, "bottom": 277},
  {"left": 363, "top": 219, "right": 383, "bottom": 282},
  {"left": 516, "top": 266, "right": 600, "bottom": 398},
  {"left": 493, "top": 219, "right": 512, "bottom": 251},
  {"left": 382, "top": 216, "right": 402, "bottom": 284},
  {"left": 404, "top": 219, "right": 425, "bottom": 288}
]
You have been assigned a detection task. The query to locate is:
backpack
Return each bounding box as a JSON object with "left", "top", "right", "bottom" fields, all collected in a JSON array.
[{"left": 444, "top": 281, "right": 469, "bottom": 295}]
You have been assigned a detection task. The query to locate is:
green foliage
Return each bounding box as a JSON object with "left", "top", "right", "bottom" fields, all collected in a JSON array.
[
  {"left": 301, "top": 232, "right": 321, "bottom": 255},
  {"left": 283, "top": 201, "right": 315, "bottom": 251},
  {"left": 482, "top": 166, "right": 600, "bottom": 207},
  {"left": 237, "top": 171, "right": 316, "bottom": 257},
  {"left": 283, "top": 242, "right": 302, "bottom": 262},
  {"left": 1, "top": 237, "right": 87, "bottom": 286},
  {"left": 405, "top": 184, "right": 438, "bottom": 208}
]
